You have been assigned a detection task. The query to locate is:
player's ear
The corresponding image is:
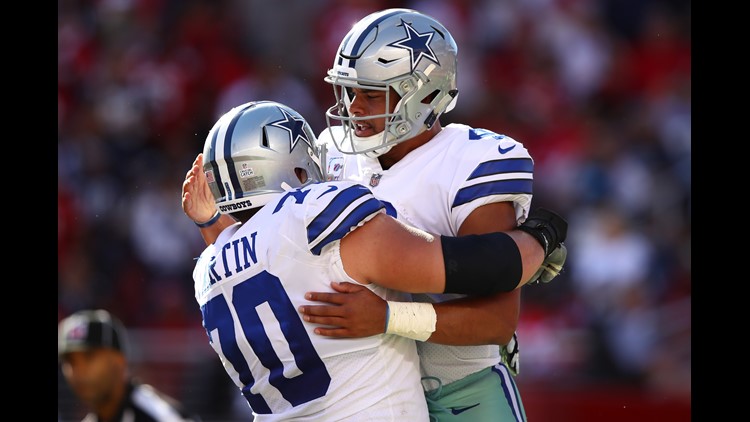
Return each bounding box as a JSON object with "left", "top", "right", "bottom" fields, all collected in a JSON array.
[{"left": 295, "top": 168, "right": 308, "bottom": 183}]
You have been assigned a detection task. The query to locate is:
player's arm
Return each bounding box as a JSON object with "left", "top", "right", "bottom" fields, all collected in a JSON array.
[
  {"left": 300, "top": 203, "right": 565, "bottom": 341},
  {"left": 337, "top": 211, "right": 547, "bottom": 295},
  {"left": 182, "top": 153, "right": 237, "bottom": 245},
  {"left": 425, "top": 203, "right": 570, "bottom": 345},
  {"left": 428, "top": 201, "right": 521, "bottom": 345}
]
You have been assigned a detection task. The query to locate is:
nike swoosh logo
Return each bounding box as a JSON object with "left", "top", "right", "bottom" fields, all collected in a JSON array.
[
  {"left": 450, "top": 403, "right": 480, "bottom": 415},
  {"left": 498, "top": 144, "right": 516, "bottom": 154},
  {"left": 317, "top": 185, "right": 339, "bottom": 199},
  {"left": 378, "top": 57, "right": 402, "bottom": 64}
]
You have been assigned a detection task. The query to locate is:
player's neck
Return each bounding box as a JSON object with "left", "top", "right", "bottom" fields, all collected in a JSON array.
[{"left": 378, "top": 123, "right": 442, "bottom": 169}]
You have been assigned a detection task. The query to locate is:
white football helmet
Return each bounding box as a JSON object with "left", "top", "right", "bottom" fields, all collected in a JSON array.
[
  {"left": 324, "top": 8, "right": 459, "bottom": 157},
  {"left": 202, "top": 101, "right": 325, "bottom": 214}
]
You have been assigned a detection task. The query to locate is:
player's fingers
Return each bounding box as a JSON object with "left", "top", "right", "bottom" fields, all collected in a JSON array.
[
  {"left": 298, "top": 304, "right": 343, "bottom": 317},
  {"left": 304, "top": 291, "right": 348, "bottom": 305},
  {"left": 312, "top": 326, "right": 353, "bottom": 338},
  {"left": 300, "top": 314, "right": 344, "bottom": 326},
  {"left": 330, "top": 281, "right": 365, "bottom": 293},
  {"left": 183, "top": 174, "right": 194, "bottom": 190},
  {"left": 186, "top": 161, "right": 201, "bottom": 178},
  {"left": 183, "top": 181, "right": 196, "bottom": 202}
]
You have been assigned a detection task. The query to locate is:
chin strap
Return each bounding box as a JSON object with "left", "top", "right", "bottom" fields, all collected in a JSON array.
[
  {"left": 280, "top": 182, "right": 294, "bottom": 191},
  {"left": 425, "top": 89, "right": 459, "bottom": 128},
  {"left": 317, "top": 141, "right": 328, "bottom": 180},
  {"left": 352, "top": 129, "right": 395, "bottom": 158}
]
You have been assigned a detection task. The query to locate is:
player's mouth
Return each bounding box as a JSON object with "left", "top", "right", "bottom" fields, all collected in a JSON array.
[{"left": 354, "top": 122, "right": 375, "bottom": 137}]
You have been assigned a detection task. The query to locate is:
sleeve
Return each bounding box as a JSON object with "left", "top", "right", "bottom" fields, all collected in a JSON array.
[
  {"left": 303, "top": 182, "right": 386, "bottom": 256},
  {"left": 451, "top": 134, "right": 534, "bottom": 227}
]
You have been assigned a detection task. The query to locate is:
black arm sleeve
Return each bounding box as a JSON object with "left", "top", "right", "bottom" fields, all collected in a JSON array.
[{"left": 440, "top": 232, "right": 523, "bottom": 295}]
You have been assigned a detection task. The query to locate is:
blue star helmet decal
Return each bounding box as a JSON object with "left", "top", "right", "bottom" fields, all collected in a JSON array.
[
  {"left": 387, "top": 19, "right": 440, "bottom": 72},
  {"left": 268, "top": 106, "right": 313, "bottom": 153}
]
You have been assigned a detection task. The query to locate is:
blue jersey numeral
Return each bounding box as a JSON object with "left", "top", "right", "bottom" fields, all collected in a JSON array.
[
  {"left": 201, "top": 270, "right": 332, "bottom": 414},
  {"left": 469, "top": 128, "right": 505, "bottom": 140}
]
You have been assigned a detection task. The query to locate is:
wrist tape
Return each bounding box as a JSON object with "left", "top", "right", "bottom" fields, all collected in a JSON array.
[{"left": 384, "top": 301, "right": 436, "bottom": 342}]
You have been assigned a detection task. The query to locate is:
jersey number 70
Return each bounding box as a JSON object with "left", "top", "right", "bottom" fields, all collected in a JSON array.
[{"left": 200, "top": 270, "right": 332, "bottom": 414}]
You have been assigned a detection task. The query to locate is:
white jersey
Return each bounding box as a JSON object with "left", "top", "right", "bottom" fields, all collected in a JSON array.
[
  {"left": 320, "top": 123, "right": 534, "bottom": 387},
  {"left": 193, "top": 181, "right": 428, "bottom": 421}
]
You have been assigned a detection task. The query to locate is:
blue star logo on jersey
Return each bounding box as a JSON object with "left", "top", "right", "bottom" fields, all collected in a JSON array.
[
  {"left": 268, "top": 107, "right": 312, "bottom": 153},
  {"left": 387, "top": 20, "right": 439, "bottom": 71}
]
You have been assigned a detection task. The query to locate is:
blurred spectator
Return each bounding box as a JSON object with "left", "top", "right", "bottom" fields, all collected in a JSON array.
[{"left": 568, "top": 204, "right": 656, "bottom": 382}]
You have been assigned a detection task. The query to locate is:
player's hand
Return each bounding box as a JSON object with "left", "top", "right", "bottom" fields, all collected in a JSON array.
[
  {"left": 182, "top": 153, "right": 218, "bottom": 223},
  {"left": 500, "top": 331, "right": 520, "bottom": 376},
  {"left": 527, "top": 243, "right": 567, "bottom": 284},
  {"left": 299, "top": 281, "right": 387, "bottom": 338}
]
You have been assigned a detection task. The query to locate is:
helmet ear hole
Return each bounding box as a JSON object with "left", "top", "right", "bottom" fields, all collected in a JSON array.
[
  {"left": 422, "top": 90, "right": 439, "bottom": 105},
  {"left": 295, "top": 168, "right": 308, "bottom": 184},
  {"left": 261, "top": 129, "right": 271, "bottom": 148}
]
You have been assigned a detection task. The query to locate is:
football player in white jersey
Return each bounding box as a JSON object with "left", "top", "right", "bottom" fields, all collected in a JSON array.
[
  {"left": 182, "top": 100, "right": 566, "bottom": 421},
  {"left": 298, "top": 8, "right": 568, "bottom": 421}
]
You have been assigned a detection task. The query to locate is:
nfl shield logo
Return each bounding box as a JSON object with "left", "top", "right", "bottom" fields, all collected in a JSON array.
[{"left": 369, "top": 173, "right": 382, "bottom": 187}]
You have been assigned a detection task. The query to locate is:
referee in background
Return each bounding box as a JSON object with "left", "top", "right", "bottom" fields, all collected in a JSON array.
[{"left": 58, "top": 309, "right": 202, "bottom": 422}]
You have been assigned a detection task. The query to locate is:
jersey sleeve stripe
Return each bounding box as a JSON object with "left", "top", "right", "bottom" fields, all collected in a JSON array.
[
  {"left": 452, "top": 179, "right": 533, "bottom": 208},
  {"left": 308, "top": 185, "right": 371, "bottom": 240},
  {"left": 307, "top": 185, "right": 384, "bottom": 255},
  {"left": 309, "top": 197, "right": 384, "bottom": 256},
  {"left": 467, "top": 158, "right": 534, "bottom": 180}
]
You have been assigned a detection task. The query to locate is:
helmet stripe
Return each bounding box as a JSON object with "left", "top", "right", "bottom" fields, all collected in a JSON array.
[
  {"left": 207, "top": 102, "right": 257, "bottom": 203},
  {"left": 336, "top": 32, "right": 354, "bottom": 67},
  {"left": 206, "top": 124, "right": 227, "bottom": 200},
  {"left": 222, "top": 105, "right": 250, "bottom": 199},
  {"left": 341, "top": 9, "right": 406, "bottom": 68}
]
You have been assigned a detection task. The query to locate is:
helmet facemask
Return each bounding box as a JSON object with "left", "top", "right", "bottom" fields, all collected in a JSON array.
[{"left": 325, "top": 74, "right": 407, "bottom": 158}]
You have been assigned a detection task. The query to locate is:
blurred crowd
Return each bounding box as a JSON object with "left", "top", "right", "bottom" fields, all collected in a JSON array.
[{"left": 58, "top": 0, "right": 690, "bottom": 418}]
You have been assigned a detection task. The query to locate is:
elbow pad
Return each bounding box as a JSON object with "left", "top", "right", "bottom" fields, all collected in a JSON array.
[{"left": 440, "top": 232, "right": 523, "bottom": 295}]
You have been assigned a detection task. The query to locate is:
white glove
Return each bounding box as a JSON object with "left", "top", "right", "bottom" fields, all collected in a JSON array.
[{"left": 500, "top": 331, "right": 520, "bottom": 376}]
